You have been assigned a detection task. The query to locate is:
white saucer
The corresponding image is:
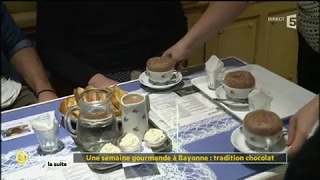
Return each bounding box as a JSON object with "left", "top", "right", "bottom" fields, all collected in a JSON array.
[
  {"left": 215, "top": 86, "right": 249, "bottom": 108},
  {"left": 139, "top": 71, "right": 183, "bottom": 90},
  {"left": 230, "top": 126, "right": 290, "bottom": 153}
]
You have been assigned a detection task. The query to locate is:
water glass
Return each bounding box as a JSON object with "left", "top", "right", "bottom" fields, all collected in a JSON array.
[{"left": 33, "top": 120, "right": 59, "bottom": 152}]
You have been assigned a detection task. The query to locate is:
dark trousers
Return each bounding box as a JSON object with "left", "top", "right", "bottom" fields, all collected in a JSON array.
[{"left": 297, "top": 32, "right": 320, "bottom": 94}]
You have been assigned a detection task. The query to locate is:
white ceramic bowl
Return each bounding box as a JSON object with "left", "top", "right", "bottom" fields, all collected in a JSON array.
[
  {"left": 222, "top": 82, "right": 254, "bottom": 99},
  {"left": 241, "top": 125, "right": 283, "bottom": 150},
  {"left": 146, "top": 68, "right": 174, "bottom": 83}
]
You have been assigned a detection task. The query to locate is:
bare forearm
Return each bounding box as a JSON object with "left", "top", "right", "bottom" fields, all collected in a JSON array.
[
  {"left": 11, "top": 47, "right": 54, "bottom": 93},
  {"left": 180, "top": 1, "right": 248, "bottom": 50}
]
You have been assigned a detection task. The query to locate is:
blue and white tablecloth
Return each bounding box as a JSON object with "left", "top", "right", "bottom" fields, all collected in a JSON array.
[{"left": 1, "top": 58, "right": 282, "bottom": 180}]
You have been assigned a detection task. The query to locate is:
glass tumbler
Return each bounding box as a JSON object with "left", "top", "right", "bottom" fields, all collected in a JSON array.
[{"left": 32, "top": 119, "right": 59, "bottom": 153}]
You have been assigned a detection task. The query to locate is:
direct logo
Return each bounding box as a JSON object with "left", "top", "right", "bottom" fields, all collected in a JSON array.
[
  {"left": 267, "top": 14, "right": 297, "bottom": 30},
  {"left": 286, "top": 14, "right": 297, "bottom": 29},
  {"left": 15, "top": 151, "right": 29, "bottom": 165}
]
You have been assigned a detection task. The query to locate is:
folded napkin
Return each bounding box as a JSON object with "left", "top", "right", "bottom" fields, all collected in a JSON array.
[
  {"left": 205, "top": 55, "right": 224, "bottom": 89},
  {"left": 30, "top": 111, "right": 57, "bottom": 131},
  {"left": 248, "top": 89, "right": 273, "bottom": 111},
  {"left": 205, "top": 55, "right": 224, "bottom": 72}
]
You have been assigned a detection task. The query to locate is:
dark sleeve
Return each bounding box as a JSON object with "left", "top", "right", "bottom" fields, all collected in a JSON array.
[
  {"left": 284, "top": 127, "right": 320, "bottom": 179},
  {"left": 1, "top": 2, "right": 34, "bottom": 59},
  {"left": 36, "top": 1, "right": 99, "bottom": 87}
]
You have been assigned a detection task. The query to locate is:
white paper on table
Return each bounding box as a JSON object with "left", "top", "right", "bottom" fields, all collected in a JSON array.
[
  {"left": 2, "top": 154, "right": 98, "bottom": 180},
  {"left": 1, "top": 111, "right": 56, "bottom": 141},
  {"left": 149, "top": 87, "right": 223, "bottom": 128}
]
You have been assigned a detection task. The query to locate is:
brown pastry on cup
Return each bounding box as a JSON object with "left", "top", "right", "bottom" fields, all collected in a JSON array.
[
  {"left": 222, "top": 70, "right": 256, "bottom": 99},
  {"left": 146, "top": 57, "right": 175, "bottom": 72},
  {"left": 224, "top": 70, "right": 255, "bottom": 89},
  {"left": 146, "top": 57, "right": 176, "bottom": 83},
  {"left": 242, "top": 110, "right": 283, "bottom": 150},
  {"left": 244, "top": 110, "right": 283, "bottom": 136}
]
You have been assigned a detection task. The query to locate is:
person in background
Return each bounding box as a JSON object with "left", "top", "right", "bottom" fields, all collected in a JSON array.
[
  {"left": 162, "top": 1, "right": 320, "bottom": 178},
  {"left": 1, "top": 3, "right": 57, "bottom": 111},
  {"left": 163, "top": 1, "right": 319, "bottom": 94},
  {"left": 36, "top": 1, "right": 187, "bottom": 97}
]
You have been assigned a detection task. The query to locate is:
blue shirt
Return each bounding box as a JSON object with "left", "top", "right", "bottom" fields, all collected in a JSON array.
[{"left": 1, "top": 2, "right": 34, "bottom": 82}]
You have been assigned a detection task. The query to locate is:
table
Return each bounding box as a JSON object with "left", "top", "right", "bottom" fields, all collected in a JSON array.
[{"left": 0, "top": 57, "right": 309, "bottom": 180}]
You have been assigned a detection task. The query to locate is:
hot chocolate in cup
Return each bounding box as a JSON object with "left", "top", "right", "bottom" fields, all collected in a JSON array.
[
  {"left": 146, "top": 57, "right": 176, "bottom": 83},
  {"left": 242, "top": 110, "right": 283, "bottom": 151},
  {"left": 122, "top": 94, "right": 144, "bottom": 105}
]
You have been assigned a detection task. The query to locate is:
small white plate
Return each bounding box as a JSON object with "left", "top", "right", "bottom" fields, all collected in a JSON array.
[
  {"left": 139, "top": 71, "right": 183, "bottom": 90},
  {"left": 230, "top": 126, "right": 289, "bottom": 153},
  {"left": 215, "top": 86, "right": 249, "bottom": 108}
]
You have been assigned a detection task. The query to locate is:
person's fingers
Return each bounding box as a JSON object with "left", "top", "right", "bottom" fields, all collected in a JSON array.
[
  {"left": 175, "top": 61, "right": 182, "bottom": 70},
  {"left": 287, "top": 116, "right": 297, "bottom": 145},
  {"left": 176, "top": 64, "right": 185, "bottom": 70},
  {"left": 175, "top": 60, "right": 187, "bottom": 70},
  {"left": 288, "top": 131, "right": 308, "bottom": 155},
  {"left": 161, "top": 50, "right": 172, "bottom": 58}
]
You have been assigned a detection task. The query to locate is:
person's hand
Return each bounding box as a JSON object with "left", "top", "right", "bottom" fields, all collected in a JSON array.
[
  {"left": 38, "top": 91, "right": 58, "bottom": 102},
  {"left": 162, "top": 42, "right": 193, "bottom": 70},
  {"left": 88, "top": 73, "right": 119, "bottom": 88},
  {"left": 287, "top": 95, "right": 319, "bottom": 156}
]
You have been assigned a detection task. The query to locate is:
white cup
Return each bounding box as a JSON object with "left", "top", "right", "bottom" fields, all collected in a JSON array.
[
  {"left": 222, "top": 83, "right": 255, "bottom": 99},
  {"left": 121, "top": 93, "right": 149, "bottom": 140},
  {"left": 146, "top": 68, "right": 177, "bottom": 83},
  {"left": 242, "top": 126, "right": 283, "bottom": 150}
]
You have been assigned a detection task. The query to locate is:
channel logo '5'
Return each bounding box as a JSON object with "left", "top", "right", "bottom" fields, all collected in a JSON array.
[{"left": 286, "top": 14, "right": 297, "bottom": 29}]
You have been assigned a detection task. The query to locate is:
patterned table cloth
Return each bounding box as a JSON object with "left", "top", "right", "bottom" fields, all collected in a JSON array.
[{"left": 1, "top": 58, "right": 281, "bottom": 180}]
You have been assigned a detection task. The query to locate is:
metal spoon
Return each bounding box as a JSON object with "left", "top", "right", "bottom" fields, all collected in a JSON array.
[{"left": 213, "top": 98, "right": 248, "bottom": 104}]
